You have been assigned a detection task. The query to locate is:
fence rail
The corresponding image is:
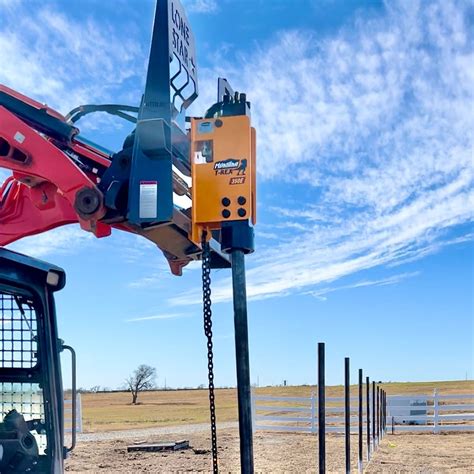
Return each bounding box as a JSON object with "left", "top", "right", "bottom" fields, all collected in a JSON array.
[
  {"left": 64, "top": 393, "right": 83, "bottom": 434},
  {"left": 252, "top": 390, "right": 474, "bottom": 434}
]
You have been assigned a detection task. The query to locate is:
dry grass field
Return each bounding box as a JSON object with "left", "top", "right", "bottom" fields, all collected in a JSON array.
[
  {"left": 80, "top": 380, "right": 473, "bottom": 432},
  {"left": 65, "top": 380, "right": 473, "bottom": 472}
]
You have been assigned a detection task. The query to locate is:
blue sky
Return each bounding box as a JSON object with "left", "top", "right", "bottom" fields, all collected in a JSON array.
[{"left": 0, "top": 0, "right": 472, "bottom": 390}]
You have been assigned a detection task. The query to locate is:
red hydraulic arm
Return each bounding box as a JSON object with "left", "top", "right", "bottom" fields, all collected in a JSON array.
[
  {"left": 0, "top": 84, "right": 215, "bottom": 275},
  {"left": 0, "top": 100, "right": 112, "bottom": 241}
]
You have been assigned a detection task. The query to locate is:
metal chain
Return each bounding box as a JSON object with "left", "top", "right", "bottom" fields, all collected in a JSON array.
[{"left": 201, "top": 235, "right": 218, "bottom": 473}]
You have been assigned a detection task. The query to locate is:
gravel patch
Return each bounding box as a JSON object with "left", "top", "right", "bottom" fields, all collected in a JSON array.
[{"left": 77, "top": 421, "right": 238, "bottom": 442}]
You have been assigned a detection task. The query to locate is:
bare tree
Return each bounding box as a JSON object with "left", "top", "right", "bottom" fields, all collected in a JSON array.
[{"left": 125, "top": 364, "right": 156, "bottom": 405}]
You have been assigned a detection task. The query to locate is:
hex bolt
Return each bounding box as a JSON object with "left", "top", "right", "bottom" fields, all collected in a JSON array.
[
  {"left": 238, "top": 208, "right": 247, "bottom": 217},
  {"left": 222, "top": 209, "right": 231, "bottom": 218},
  {"left": 222, "top": 197, "right": 231, "bottom": 207},
  {"left": 237, "top": 196, "right": 246, "bottom": 205}
]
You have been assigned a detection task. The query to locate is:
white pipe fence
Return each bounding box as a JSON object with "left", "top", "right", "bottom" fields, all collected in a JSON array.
[
  {"left": 64, "top": 392, "right": 82, "bottom": 434},
  {"left": 252, "top": 390, "right": 474, "bottom": 434}
]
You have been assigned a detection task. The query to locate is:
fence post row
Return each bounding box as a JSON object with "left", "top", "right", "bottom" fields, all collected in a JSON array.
[
  {"left": 251, "top": 346, "right": 474, "bottom": 474},
  {"left": 318, "top": 342, "right": 326, "bottom": 474}
]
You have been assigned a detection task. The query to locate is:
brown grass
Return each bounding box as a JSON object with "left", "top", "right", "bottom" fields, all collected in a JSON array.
[{"left": 81, "top": 380, "right": 473, "bottom": 432}]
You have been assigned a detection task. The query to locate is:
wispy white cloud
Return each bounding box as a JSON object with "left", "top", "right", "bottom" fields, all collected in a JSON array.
[
  {"left": 126, "top": 313, "right": 188, "bottom": 322},
  {"left": 1, "top": 0, "right": 471, "bottom": 306},
  {"left": 184, "top": 0, "right": 218, "bottom": 14},
  {"left": 0, "top": 5, "right": 143, "bottom": 115},
  {"left": 306, "top": 271, "right": 421, "bottom": 301},
  {"left": 171, "top": 0, "right": 474, "bottom": 305},
  {"left": 7, "top": 225, "right": 93, "bottom": 259}
]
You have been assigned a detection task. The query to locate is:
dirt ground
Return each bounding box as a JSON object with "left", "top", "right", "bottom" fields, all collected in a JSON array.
[
  {"left": 65, "top": 429, "right": 473, "bottom": 473},
  {"left": 365, "top": 432, "right": 474, "bottom": 473}
]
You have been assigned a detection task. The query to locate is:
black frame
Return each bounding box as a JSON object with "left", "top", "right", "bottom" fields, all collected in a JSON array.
[{"left": 0, "top": 248, "right": 66, "bottom": 473}]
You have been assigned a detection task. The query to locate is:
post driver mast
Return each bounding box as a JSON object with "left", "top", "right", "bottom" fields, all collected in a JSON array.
[{"left": 0, "top": 0, "right": 256, "bottom": 472}]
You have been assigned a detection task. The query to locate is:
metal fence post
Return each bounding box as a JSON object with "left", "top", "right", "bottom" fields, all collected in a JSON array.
[
  {"left": 376, "top": 386, "right": 380, "bottom": 445},
  {"left": 380, "top": 390, "right": 384, "bottom": 438},
  {"left": 433, "top": 388, "right": 439, "bottom": 434},
  {"left": 344, "top": 358, "right": 350, "bottom": 474},
  {"left": 318, "top": 343, "right": 326, "bottom": 474},
  {"left": 383, "top": 391, "right": 387, "bottom": 434},
  {"left": 372, "top": 382, "right": 376, "bottom": 451},
  {"left": 381, "top": 390, "right": 384, "bottom": 438},
  {"left": 231, "top": 250, "right": 254, "bottom": 473},
  {"left": 366, "top": 376, "right": 370, "bottom": 461},
  {"left": 358, "top": 369, "right": 363, "bottom": 473}
]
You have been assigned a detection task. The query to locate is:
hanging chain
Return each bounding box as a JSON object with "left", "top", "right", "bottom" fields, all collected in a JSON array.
[{"left": 202, "top": 234, "right": 218, "bottom": 473}]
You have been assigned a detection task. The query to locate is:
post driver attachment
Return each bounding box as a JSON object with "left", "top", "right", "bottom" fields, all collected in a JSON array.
[{"left": 191, "top": 78, "right": 257, "bottom": 474}]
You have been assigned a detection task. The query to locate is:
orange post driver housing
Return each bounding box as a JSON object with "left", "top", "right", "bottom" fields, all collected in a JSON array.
[{"left": 190, "top": 115, "right": 256, "bottom": 244}]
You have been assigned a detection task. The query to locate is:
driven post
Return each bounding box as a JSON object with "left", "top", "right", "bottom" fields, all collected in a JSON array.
[
  {"left": 231, "top": 249, "right": 254, "bottom": 474},
  {"left": 358, "top": 369, "right": 363, "bottom": 473},
  {"left": 366, "top": 376, "right": 370, "bottom": 460},
  {"left": 318, "top": 342, "right": 326, "bottom": 474},
  {"left": 380, "top": 390, "right": 383, "bottom": 439},
  {"left": 372, "top": 382, "right": 376, "bottom": 451},
  {"left": 377, "top": 386, "right": 380, "bottom": 444},
  {"left": 344, "top": 357, "right": 351, "bottom": 474}
]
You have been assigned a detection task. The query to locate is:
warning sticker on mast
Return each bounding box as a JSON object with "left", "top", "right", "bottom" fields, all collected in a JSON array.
[{"left": 139, "top": 181, "right": 158, "bottom": 219}]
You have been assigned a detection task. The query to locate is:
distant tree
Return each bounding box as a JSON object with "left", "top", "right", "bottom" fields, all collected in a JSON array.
[
  {"left": 90, "top": 385, "right": 101, "bottom": 393},
  {"left": 125, "top": 364, "right": 156, "bottom": 404}
]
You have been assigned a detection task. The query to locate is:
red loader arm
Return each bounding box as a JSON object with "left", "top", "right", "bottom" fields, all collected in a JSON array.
[{"left": 0, "top": 85, "right": 230, "bottom": 275}]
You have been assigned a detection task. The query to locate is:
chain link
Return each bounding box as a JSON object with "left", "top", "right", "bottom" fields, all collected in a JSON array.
[{"left": 202, "top": 235, "right": 218, "bottom": 473}]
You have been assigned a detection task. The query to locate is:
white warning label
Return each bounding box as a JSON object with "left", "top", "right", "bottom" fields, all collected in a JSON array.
[{"left": 139, "top": 181, "right": 158, "bottom": 219}]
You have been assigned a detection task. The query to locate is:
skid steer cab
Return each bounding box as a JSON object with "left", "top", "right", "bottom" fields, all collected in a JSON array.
[{"left": 0, "top": 249, "right": 75, "bottom": 473}]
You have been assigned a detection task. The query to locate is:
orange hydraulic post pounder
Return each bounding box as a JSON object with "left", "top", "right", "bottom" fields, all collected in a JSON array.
[
  {"left": 190, "top": 83, "right": 256, "bottom": 253},
  {"left": 191, "top": 80, "right": 257, "bottom": 472}
]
